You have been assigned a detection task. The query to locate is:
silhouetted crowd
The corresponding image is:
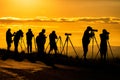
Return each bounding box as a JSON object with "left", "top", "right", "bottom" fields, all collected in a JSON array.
[
  {"left": 6, "top": 26, "right": 110, "bottom": 61},
  {"left": 6, "top": 28, "right": 58, "bottom": 57},
  {"left": 82, "top": 26, "right": 110, "bottom": 61}
]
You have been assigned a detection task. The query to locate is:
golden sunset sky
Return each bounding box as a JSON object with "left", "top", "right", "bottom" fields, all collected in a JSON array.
[
  {"left": 0, "top": 0, "right": 120, "bottom": 49},
  {"left": 0, "top": 0, "right": 120, "bottom": 18}
]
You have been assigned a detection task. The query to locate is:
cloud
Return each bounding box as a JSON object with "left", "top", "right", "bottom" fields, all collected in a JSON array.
[
  {"left": 0, "top": 16, "right": 120, "bottom": 24},
  {"left": 77, "top": 17, "right": 120, "bottom": 24},
  {"left": 0, "top": 17, "right": 21, "bottom": 20},
  {"left": 78, "top": 17, "right": 110, "bottom": 23}
]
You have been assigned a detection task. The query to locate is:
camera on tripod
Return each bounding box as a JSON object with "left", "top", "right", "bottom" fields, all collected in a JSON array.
[
  {"left": 105, "top": 31, "right": 110, "bottom": 34},
  {"left": 91, "top": 29, "right": 98, "bottom": 32},
  {"left": 65, "top": 33, "right": 72, "bottom": 36},
  {"left": 90, "top": 29, "right": 98, "bottom": 37}
]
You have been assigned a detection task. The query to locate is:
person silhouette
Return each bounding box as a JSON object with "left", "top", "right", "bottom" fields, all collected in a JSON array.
[
  {"left": 13, "top": 30, "right": 23, "bottom": 53},
  {"left": 26, "top": 29, "right": 34, "bottom": 53},
  {"left": 36, "top": 29, "right": 46, "bottom": 55},
  {"left": 6, "top": 28, "right": 15, "bottom": 51},
  {"left": 82, "top": 26, "right": 93, "bottom": 60},
  {"left": 48, "top": 31, "right": 58, "bottom": 54},
  {"left": 100, "top": 29, "right": 109, "bottom": 61}
]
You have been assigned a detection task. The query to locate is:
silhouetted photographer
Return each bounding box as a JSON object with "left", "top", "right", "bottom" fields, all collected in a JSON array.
[
  {"left": 26, "top": 29, "right": 34, "bottom": 53},
  {"left": 14, "top": 30, "right": 23, "bottom": 53},
  {"left": 36, "top": 29, "right": 46, "bottom": 55},
  {"left": 6, "top": 28, "right": 15, "bottom": 51},
  {"left": 82, "top": 26, "right": 98, "bottom": 60},
  {"left": 100, "top": 29, "right": 109, "bottom": 61},
  {"left": 48, "top": 31, "right": 58, "bottom": 54}
]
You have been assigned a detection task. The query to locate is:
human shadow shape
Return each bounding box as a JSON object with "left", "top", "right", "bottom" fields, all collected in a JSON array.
[
  {"left": 13, "top": 30, "right": 23, "bottom": 53},
  {"left": 26, "top": 29, "right": 34, "bottom": 54}
]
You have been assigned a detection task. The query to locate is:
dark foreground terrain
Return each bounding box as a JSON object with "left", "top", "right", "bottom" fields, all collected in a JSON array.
[{"left": 0, "top": 49, "right": 120, "bottom": 80}]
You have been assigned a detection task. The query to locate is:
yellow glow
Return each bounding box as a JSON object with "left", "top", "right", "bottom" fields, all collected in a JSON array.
[
  {"left": 0, "top": 0, "right": 120, "bottom": 49},
  {"left": 12, "top": 0, "right": 39, "bottom": 7},
  {"left": 0, "top": 0, "right": 120, "bottom": 18}
]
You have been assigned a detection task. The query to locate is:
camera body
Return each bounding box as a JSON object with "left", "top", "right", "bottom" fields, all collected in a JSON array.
[
  {"left": 106, "top": 31, "right": 110, "bottom": 34},
  {"left": 91, "top": 29, "right": 98, "bottom": 32},
  {"left": 65, "top": 33, "right": 72, "bottom": 36},
  {"left": 90, "top": 29, "right": 98, "bottom": 37}
]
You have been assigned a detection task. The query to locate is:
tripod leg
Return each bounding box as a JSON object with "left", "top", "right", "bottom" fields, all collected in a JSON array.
[
  {"left": 106, "top": 47, "right": 108, "bottom": 59},
  {"left": 34, "top": 37, "right": 37, "bottom": 52},
  {"left": 92, "top": 38, "right": 94, "bottom": 59},
  {"left": 56, "top": 37, "right": 62, "bottom": 53},
  {"left": 22, "top": 38, "right": 27, "bottom": 52},
  {"left": 68, "top": 38, "right": 78, "bottom": 57},
  {"left": 94, "top": 36, "right": 100, "bottom": 59},
  {"left": 45, "top": 42, "right": 50, "bottom": 53},
  {"left": 95, "top": 50, "right": 100, "bottom": 59},
  {"left": 66, "top": 39, "right": 68, "bottom": 55},
  {"left": 61, "top": 39, "right": 67, "bottom": 54},
  {"left": 19, "top": 40, "right": 23, "bottom": 51},
  {"left": 107, "top": 41, "right": 114, "bottom": 59},
  {"left": 94, "top": 36, "right": 100, "bottom": 50},
  {"left": 56, "top": 37, "right": 59, "bottom": 43},
  {"left": 60, "top": 37, "right": 64, "bottom": 53}
]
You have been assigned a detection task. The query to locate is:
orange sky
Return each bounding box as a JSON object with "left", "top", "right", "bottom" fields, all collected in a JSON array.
[
  {"left": 0, "top": 0, "right": 120, "bottom": 47},
  {"left": 0, "top": 0, "right": 120, "bottom": 18}
]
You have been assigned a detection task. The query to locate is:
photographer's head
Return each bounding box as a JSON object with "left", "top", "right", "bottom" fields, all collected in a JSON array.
[
  {"left": 52, "top": 30, "right": 55, "bottom": 34},
  {"left": 102, "top": 29, "right": 109, "bottom": 34},
  {"left": 28, "top": 28, "right": 31, "bottom": 32},
  {"left": 42, "top": 29, "right": 46, "bottom": 33},
  {"left": 87, "top": 26, "right": 92, "bottom": 31}
]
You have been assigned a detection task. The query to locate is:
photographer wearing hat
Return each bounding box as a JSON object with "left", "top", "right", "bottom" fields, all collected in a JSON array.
[{"left": 100, "top": 29, "right": 109, "bottom": 61}]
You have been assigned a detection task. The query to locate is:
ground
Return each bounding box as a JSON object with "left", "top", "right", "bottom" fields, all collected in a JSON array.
[{"left": 0, "top": 59, "right": 120, "bottom": 80}]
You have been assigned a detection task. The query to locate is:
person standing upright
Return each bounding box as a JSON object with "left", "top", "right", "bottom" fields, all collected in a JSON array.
[
  {"left": 100, "top": 29, "right": 109, "bottom": 61},
  {"left": 36, "top": 29, "right": 46, "bottom": 55},
  {"left": 48, "top": 31, "right": 58, "bottom": 54},
  {"left": 14, "top": 30, "right": 23, "bottom": 53},
  {"left": 26, "top": 29, "right": 34, "bottom": 53},
  {"left": 6, "top": 28, "right": 15, "bottom": 51}
]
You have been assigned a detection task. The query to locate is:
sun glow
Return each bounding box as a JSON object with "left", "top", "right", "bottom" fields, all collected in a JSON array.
[{"left": 12, "top": 0, "right": 40, "bottom": 7}]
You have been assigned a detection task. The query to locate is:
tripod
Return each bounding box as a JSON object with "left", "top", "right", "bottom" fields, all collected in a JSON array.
[
  {"left": 91, "top": 33, "right": 100, "bottom": 59},
  {"left": 61, "top": 34, "right": 78, "bottom": 57},
  {"left": 20, "top": 37, "right": 27, "bottom": 52},
  {"left": 34, "top": 36, "right": 37, "bottom": 52},
  {"left": 56, "top": 36, "right": 64, "bottom": 53},
  {"left": 45, "top": 36, "right": 63, "bottom": 53},
  {"left": 107, "top": 41, "right": 114, "bottom": 59},
  {"left": 95, "top": 40, "right": 114, "bottom": 59}
]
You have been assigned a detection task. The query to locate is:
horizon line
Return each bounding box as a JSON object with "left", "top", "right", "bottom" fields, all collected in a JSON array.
[{"left": 0, "top": 16, "right": 120, "bottom": 24}]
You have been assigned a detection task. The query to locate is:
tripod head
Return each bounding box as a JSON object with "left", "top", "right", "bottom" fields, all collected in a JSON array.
[
  {"left": 91, "top": 29, "right": 98, "bottom": 38},
  {"left": 91, "top": 29, "right": 98, "bottom": 32},
  {"left": 65, "top": 33, "right": 72, "bottom": 36},
  {"left": 65, "top": 33, "right": 72, "bottom": 41}
]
